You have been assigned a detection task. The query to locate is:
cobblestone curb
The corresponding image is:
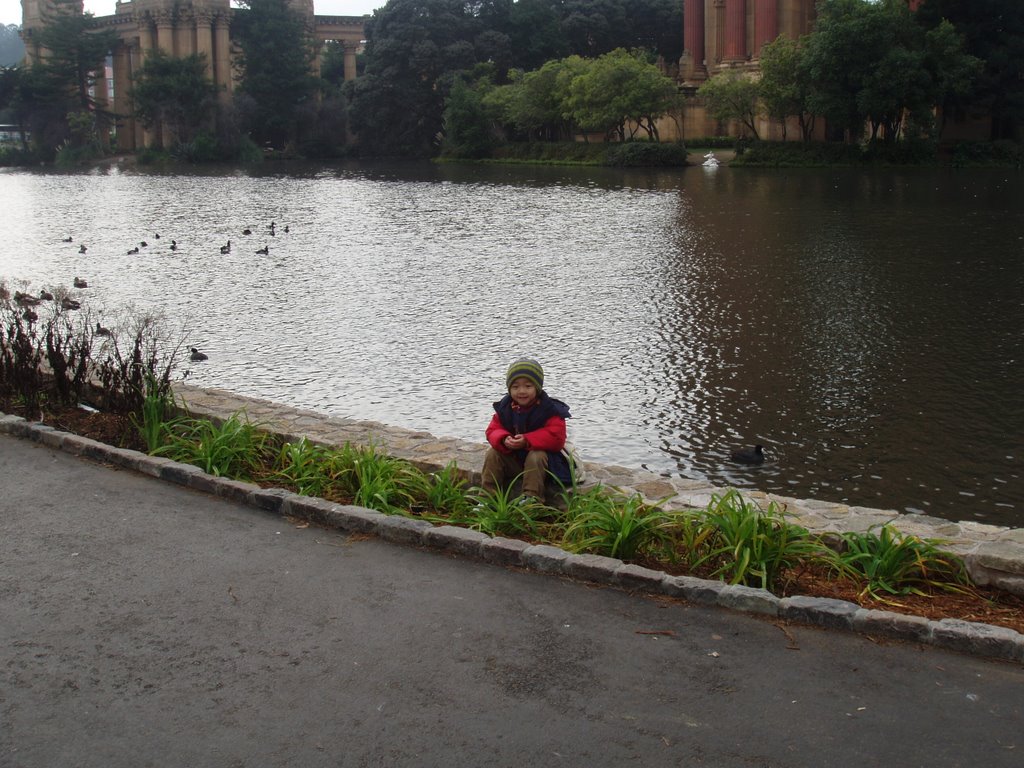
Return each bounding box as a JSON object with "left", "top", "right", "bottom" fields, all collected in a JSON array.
[{"left": 3, "top": 410, "right": 1022, "bottom": 664}]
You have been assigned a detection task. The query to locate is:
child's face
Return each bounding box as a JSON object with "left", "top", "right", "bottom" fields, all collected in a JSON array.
[{"left": 509, "top": 377, "right": 538, "bottom": 407}]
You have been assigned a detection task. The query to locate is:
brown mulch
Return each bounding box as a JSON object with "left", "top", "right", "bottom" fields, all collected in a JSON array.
[{"left": 11, "top": 403, "right": 1024, "bottom": 636}]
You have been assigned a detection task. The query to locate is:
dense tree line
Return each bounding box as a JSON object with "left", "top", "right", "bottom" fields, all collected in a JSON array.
[
  {"left": 1, "top": 0, "right": 1021, "bottom": 164},
  {"left": 700, "top": 0, "right": 1020, "bottom": 147},
  {"left": 348, "top": 0, "right": 682, "bottom": 156}
]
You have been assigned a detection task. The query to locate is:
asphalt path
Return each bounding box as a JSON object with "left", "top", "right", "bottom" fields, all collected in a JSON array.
[{"left": 2, "top": 434, "right": 1022, "bottom": 768}]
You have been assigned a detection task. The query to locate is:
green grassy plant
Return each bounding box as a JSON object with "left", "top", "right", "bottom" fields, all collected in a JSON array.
[
  {"left": 157, "top": 411, "right": 269, "bottom": 479},
  {"left": 269, "top": 437, "right": 338, "bottom": 497},
  {"left": 423, "top": 461, "right": 471, "bottom": 518},
  {"left": 131, "top": 370, "right": 184, "bottom": 453},
  {"left": 834, "top": 524, "right": 972, "bottom": 601},
  {"left": 654, "top": 509, "right": 718, "bottom": 570},
  {"left": 561, "top": 485, "right": 672, "bottom": 560},
  {"left": 350, "top": 446, "right": 430, "bottom": 515},
  {"left": 702, "top": 490, "right": 827, "bottom": 591},
  {"left": 463, "top": 481, "right": 546, "bottom": 538}
]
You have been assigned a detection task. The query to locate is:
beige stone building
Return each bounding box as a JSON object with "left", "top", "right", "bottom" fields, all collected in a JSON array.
[
  {"left": 20, "top": 0, "right": 366, "bottom": 149},
  {"left": 672, "top": 0, "right": 819, "bottom": 140}
]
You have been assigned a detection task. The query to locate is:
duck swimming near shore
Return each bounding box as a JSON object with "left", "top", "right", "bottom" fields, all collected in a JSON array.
[
  {"left": 189, "top": 347, "right": 209, "bottom": 361},
  {"left": 730, "top": 445, "right": 765, "bottom": 464},
  {"left": 73, "top": 277, "right": 88, "bottom": 288}
]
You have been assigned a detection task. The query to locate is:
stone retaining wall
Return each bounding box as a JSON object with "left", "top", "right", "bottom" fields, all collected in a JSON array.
[{"left": 175, "top": 384, "right": 1024, "bottom": 598}]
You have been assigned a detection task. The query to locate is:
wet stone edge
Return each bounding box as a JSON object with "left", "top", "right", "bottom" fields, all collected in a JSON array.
[{"left": 1, "top": 411, "right": 1022, "bottom": 665}]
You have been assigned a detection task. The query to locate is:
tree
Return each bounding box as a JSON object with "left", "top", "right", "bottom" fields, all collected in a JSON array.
[
  {"left": 563, "top": 49, "right": 677, "bottom": 141},
  {"left": 758, "top": 36, "right": 815, "bottom": 141},
  {"left": 441, "top": 71, "right": 496, "bottom": 157},
  {"left": 4, "top": 2, "right": 116, "bottom": 156},
  {"left": 915, "top": 0, "right": 1024, "bottom": 140},
  {"left": 232, "top": 0, "right": 319, "bottom": 149},
  {"left": 485, "top": 57, "right": 587, "bottom": 141},
  {"left": 349, "top": 0, "right": 485, "bottom": 155},
  {"left": 698, "top": 69, "right": 762, "bottom": 139},
  {"left": 34, "top": 0, "right": 117, "bottom": 114},
  {"left": 502, "top": 0, "right": 568, "bottom": 71},
  {"left": 130, "top": 51, "right": 217, "bottom": 145},
  {"left": 802, "top": 0, "right": 980, "bottom": 143}
]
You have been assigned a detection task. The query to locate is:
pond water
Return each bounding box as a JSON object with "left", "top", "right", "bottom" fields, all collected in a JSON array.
[{"left": 0, "top": 160, "right": 1021, "bottom": 526}]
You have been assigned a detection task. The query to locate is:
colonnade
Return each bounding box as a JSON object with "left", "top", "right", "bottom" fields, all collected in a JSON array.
[
  {"left": 21, "top": 0, "right": 366, "bottom": 151},
  {"left": 104, "top": 2, "right": 235, "bottom": 150},
  {"left": 681, "top": 0, "right": 816, "bottom": 84}
]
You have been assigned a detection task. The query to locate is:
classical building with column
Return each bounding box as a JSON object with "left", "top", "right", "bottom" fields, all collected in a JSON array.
[
  {"left": 20, "top": 0, "right": 366, "bottom": 150},
  {"left": 675, "top": 0, "right": 818, "bottom": 139}
]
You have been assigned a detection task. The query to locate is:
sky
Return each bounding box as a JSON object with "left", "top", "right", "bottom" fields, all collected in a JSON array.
[{"left": 1, "top": 1, "right": 384, "bottom": 27}]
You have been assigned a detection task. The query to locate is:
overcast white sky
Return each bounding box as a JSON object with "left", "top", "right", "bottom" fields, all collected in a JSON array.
[{"left": 2, "top": 1, "right": 384, "bottom": 27}]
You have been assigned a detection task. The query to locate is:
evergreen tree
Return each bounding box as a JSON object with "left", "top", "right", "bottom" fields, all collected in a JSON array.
[
  {"left": 915, "top": 0, "right": 1024, "bottom": 140},
  {"left": 130, "top": 51, "right": 217, "bottom": 146},
  {"left": 35, "top": 0, "right": 117, "bottom": 113},
  {"left": 232, "top": 0, "right": 319, "bottom": 149}
]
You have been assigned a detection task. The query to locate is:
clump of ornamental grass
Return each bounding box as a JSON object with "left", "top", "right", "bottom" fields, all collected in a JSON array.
[
  {"left": 832, "top": 524, "right": 973, "bottom": 603},
  {"left": 560, "top": 484, "right": 674, "bottom": 561},
  {"left": 698, "top": 489, "right": 833, "bottom": 592},
  {"left": 155, "top": 410, "right": 271, "bottom": 480}
]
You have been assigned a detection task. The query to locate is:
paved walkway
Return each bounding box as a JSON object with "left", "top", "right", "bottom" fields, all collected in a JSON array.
[{"left": 2, "top": 435, "right": 1023, "bottom": 768}]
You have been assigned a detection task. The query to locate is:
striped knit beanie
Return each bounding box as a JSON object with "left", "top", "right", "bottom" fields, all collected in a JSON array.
[{"left": 506, "top": 358, "right": 544, "bottom": 391}]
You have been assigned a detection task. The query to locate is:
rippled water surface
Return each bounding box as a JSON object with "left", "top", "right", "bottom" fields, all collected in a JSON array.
[{"left": 1, "top": 161, "right": 1021, "bottom": 525}]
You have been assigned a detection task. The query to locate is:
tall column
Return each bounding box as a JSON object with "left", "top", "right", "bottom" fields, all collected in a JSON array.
[
  {"left": 137, "top": 25, "right": 155, "bottom": 148},
  {"left": 682, "top": 0, "right": 707, "bottom": 83},
  {"left": 713, "top": 0, "right": 726, "bottom": 64},
  {"left": 112, "top": 42, "right": 135, "bottom": 151},
  {"left": 755, "top": 0, "right": 779, "bottom": 54},
  {"left": 342, "top": 40, "right": 358, "bottom": 82},
  {"left": 155, "top": 10, "right": 175, "bottom": 55},
  {"left": 195, "top": 9, "right": 214, "bottom": 79},
  {"left": 177, "top": 11, "right": 195, "bottom": 58},
  {"left": 213, "top": 13, "right": 232, "bottom": 103},
  {"left": 92, "top": 61, "right": 111, "bottom": 150},
  {"left": 723, "top": 0, "right": 747, "bottom": 62}
]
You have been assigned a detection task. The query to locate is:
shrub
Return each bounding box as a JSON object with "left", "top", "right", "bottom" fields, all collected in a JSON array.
[{"left": 603, "top": 141, "right": 687, "bottom": 167}]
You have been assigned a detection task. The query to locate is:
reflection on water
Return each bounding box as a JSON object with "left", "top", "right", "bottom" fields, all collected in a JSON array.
[{"left": 1, "top": 162, "right": 1021, "bottom": 526}]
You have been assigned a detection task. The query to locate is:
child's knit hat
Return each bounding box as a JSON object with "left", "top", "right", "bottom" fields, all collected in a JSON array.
[{"left": 506, "top": 358, "right": 544, "bottom": 391}]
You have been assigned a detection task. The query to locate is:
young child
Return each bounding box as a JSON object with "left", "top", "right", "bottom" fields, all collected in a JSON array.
[{"left": 482, "top": 357, "right": 574, "bottom": 505}]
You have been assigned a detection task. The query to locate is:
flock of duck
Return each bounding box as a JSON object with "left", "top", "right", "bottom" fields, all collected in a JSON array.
[
  {"left": 10, "top": 221, "right": 287, "bottom": 359},
  {"left": 61, "top": 219, "right": 286, "bottom": 260}
]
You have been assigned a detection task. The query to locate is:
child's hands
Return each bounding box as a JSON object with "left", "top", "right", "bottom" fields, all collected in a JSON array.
[{"left": 504, "top": 434, "right": 527, "bottom": 451}]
